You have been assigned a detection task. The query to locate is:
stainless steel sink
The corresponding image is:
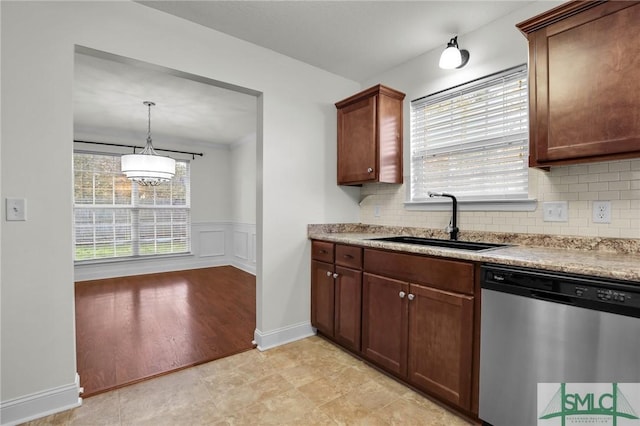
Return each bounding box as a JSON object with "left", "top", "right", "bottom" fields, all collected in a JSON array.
[{"left": 369, "top": 236, "right": 509, "bottom": 251}]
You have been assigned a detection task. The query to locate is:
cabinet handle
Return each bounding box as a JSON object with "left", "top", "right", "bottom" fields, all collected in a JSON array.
[
  {"left": 344, "top": 254, "right": 354, "bottom": 259},
  {"left": 367, "top": 167, "right": 373, "bottom": 173},
  {"left": 408, "top": 294, "right": 415, "bottom": 301},
  {"left": 399, "top": 291, "right": 406, "bottom": 298},
  {"left": 333, "top": 273, "right": 339, "bottom": 279},
  {"left": 326, "top": 271, "right": 332, "bottom": 277},
  {"left": 319, "top": 249, "right": 328, "bottom": 254}
]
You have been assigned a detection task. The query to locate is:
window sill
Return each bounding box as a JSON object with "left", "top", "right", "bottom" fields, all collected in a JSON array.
[
  {"left": 404, "top": 198, "right": 537, "bottom": 212},
  {"left": 74, "top": 252, "right": 193, "bottom": 266}
]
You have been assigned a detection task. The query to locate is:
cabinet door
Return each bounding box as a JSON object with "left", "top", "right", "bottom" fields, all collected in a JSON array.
[
  {"left": 334, "top": 266, "right": 362, "bottom": 352},
  {"left": 527, "top": 2, "right": 640, "bottom": 166},
  {"left": 408, "top": 284, "right": 474, "bottom": 410},
  {"left": 337, "top": 95, "right": 377, "bottom": 184},
  {"left": 362, "top": 273, "right": 408, "bottom": 377},
  {"left": 311, "top": 260, "right": 334, "bottom": 337}
]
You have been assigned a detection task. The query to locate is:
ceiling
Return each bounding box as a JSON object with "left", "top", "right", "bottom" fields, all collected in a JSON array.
[
  {"left": 75, "top": 1, "right": 532, "bottom": 148},
  {"left": 139, "top": 1, "right": 532, "bottom": 82},
  {"left": 74, "top": 52, "right": 258, "bottom": 148}
]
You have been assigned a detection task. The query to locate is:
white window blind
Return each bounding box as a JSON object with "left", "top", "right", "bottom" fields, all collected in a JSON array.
[
  {"left": 410, "top": 64, "right": 529, "bottom": 203},
  {"left": 73, "top": 152, "right": 191, "bottom": 261}
]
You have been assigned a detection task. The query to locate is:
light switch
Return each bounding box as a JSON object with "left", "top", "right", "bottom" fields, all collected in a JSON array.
[
  {"left": 542, "top": 201, "right": 568, "bottom": 222},
  {"left": 6, "top": 198, "right": 27, "bottom": 221}
]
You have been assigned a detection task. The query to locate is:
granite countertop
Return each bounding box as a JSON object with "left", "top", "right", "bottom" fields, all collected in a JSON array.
[{"left": 308, "top": 224, "right": 640, "bottom": 282}]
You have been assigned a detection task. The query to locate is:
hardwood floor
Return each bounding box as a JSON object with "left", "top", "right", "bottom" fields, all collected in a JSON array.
[{"left": 75, "top": 266, "right": 256, "bottom": 397}]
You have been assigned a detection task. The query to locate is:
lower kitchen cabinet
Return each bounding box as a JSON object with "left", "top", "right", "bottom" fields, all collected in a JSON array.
[
  {"left": 311, "top": 241, "right": 478, "bottom": 417},
  {"left": 311, "top": 260, "right": 335, "bottom": 336},
  {"left": 362, "top": 272, "right": 474, "bottom": 411},
  {"left": 334, "top": 266, "right": 362, "bottom": 351},
  {"left": 408, "top": 284, "right": 474, "bottom": 410},
  {"left": 311, "top": 242, "right": 363, "bottom": 352},
  {"left": 362, "top": 273, "right": 408, "bottom": 376}
]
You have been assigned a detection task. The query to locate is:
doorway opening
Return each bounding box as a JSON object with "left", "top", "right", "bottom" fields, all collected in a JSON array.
[{"left": 73, "top": 46, "right": 261, "bottom": 396}]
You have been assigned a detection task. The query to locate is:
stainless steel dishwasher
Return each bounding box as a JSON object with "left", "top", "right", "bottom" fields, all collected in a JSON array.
[{"left": 479, "top": 263, "right": 640, "bottom": 426}]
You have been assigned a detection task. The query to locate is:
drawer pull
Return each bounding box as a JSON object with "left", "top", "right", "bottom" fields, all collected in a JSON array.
[
  {"left": 319, "top": 249, "right": 328, "bottom": 254},
  {"left": 399, "top": 291, "right": 406, "bottom": 298},
  {"left": 344, "top": 254, "right": 354, "bottom": 259}
]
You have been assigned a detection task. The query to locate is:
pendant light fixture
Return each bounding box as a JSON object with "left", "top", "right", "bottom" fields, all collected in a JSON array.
[
  {"left": 439, "top": 36, "right": 470, "bottom": 69},
  {"left": 121, "top": 101, "right": 176, "bottom": 186}
]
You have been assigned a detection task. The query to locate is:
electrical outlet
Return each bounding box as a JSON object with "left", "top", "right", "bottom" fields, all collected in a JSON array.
[
  {"left": 543, "top": 201, "right": 568, "bottom": 222},
  {"left": 593, "top": 201, "right": 611, "bottom": 224},
  {"left": 374, "top": 205, "right": 381, "bottom": 217}
]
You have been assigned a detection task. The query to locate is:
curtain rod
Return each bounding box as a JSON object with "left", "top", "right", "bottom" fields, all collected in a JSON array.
[{"left": 73, "top": 140, "right": 204, "bottom": 159}]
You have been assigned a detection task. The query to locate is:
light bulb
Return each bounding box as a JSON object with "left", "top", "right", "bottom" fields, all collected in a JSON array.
[{"left": 439, "top": 46, "right": 462, "bottom": 69}]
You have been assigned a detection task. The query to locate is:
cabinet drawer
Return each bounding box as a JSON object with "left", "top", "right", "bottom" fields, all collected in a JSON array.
[
  {"left": 312, "top": 241, "right": 334, "bottom": 263},
  {"left": 335, "top": 244, "right": 362, "bottom": 269},
  {"left": 364, "top": 249, "right": 474, "bottom": 295}
]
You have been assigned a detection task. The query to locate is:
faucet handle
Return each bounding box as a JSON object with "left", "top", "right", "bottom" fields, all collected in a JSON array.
[{"left": 445, "top": 217, "right": 453, "bottom": 233}]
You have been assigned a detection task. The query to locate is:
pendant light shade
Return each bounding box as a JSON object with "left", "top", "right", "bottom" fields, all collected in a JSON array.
[
  {"left": 121, "top": 101, "right": 175, "bottom": 186},
  {"left": 439, "top": 36, "right": 470, "bottom": 69}
]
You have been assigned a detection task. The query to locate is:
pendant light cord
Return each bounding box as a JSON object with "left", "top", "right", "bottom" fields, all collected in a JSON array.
[
  {"left": 147, "top": 102, "right": 152, "bottom": 142},
  {"left": 142, "top": 101, "right": 156, "bottom": 154}
]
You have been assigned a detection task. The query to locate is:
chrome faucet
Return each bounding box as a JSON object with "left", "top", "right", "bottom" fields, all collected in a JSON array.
[{"left": 428, "top": 191, "right": 459, "bottom": 240}]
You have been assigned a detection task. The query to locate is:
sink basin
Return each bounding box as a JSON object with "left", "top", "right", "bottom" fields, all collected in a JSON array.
[{"left": 369, "top": 236, "right": 509, "bottom": 251}]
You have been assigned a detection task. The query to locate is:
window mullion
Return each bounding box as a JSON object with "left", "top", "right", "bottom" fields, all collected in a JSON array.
[{"left": 132, "top": 183, "right": 139, "bottom": 256}]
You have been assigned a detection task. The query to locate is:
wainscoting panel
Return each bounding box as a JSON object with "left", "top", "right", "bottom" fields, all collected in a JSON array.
[
  {"left": 199, "top": 230, "right": 226, "bottom": 257},
  {"left": 74, "top": 222, "right": 256, "bottom": 281},
  {"left": 233, "top": 230, "right": 249, "bottom": 260},
  {"left": 230, "top": 223, "right": 257, "bottom": 275}
]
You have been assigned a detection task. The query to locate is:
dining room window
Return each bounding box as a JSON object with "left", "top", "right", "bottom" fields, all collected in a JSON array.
[{"left": 73, "top": 152, "right": 191, "bottom": 262}]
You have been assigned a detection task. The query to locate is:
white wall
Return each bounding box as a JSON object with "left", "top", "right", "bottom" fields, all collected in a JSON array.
[
  {"left": 230, "top": 133, "right": 257, "bottom": 224},
  {"left": 0, "top": 2, "right": 360, "bottom": 423},
  {"left": 357, "top": 1, "right": 640, "bottom": 240}
]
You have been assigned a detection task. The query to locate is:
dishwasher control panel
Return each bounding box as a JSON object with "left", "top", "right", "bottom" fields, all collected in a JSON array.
[
  {"left": 482, "top": 264, "right": 640, "bottom": 317},
  {"left": 558, "top": 282, "right": 640, "bottom": 310}
]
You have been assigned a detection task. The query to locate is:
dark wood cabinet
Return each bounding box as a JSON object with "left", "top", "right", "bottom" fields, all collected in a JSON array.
[
  {"left": 310, "top": 241, "right": 363, "bottom": 352},
  {"left": 334, "top": 265, "right": 362, "bottom": 351},
  {"left": 311, "top": 260, "right": 335, "bottom": 336},
  {"left": 311, "top": 241, "right": 478, "bottom": 417},
  {"left": 518, "top": 1, "right": 640, "bottom": 167},
  {"left": 408, "top": 284, "right": 474, "bottom": 410},
  {"left": 361, "top": 248, "right": 476, "bottom": 413},
  {"left": 335, "top": 84, "right": 405, "bottom": 185},
  {"left": 362, "top": 273, "right": 408, "bottom": 376}
]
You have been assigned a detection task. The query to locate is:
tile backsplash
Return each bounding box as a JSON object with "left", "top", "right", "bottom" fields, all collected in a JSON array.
[{"left": 360, "top": 159, "right": 640, "bottom": 239}]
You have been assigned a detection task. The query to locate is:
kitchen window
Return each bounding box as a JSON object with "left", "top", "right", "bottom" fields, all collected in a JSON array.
[
  {"left": 408, "top": 64, "right": 534, "bottom": 210},
  {"left": 73, "top": 152, "right": 191, "bottom": 262}
]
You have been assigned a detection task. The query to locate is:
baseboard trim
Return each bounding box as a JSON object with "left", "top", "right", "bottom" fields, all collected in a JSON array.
[
  {"left": 253, "top": 322, "right": 315, "bottom": 351},
  {"left": 230, "top": 259, "right": 256, "bottom": 276},
  {"left": 0, "top": 373, "right": 82, "bottom": 426}
]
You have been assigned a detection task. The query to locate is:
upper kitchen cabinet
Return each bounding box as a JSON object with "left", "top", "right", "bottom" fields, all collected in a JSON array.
[
  {"left": 517, "top": 1, "right": 640, "bottom": 168},
  {"left": 335, "top": 84, "right": 405, "bottom": 185}
]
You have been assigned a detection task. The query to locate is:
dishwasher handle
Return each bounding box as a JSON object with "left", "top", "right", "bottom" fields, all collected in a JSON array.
[{"left": 530, "top": 290, "right": 575, "bottom": 306}]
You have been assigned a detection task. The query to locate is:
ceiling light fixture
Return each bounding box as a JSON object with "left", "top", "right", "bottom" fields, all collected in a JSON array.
[
  {"left": 439, "top": 36, "right": 470, "bottom": 70},
  {"left": 121, "top": 101, "right": 176, "bottom": 186}
]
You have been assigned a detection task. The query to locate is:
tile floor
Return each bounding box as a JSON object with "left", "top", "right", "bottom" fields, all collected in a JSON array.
[{"left": 24, "top": 336, "right": 473, "bottom": 425}]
